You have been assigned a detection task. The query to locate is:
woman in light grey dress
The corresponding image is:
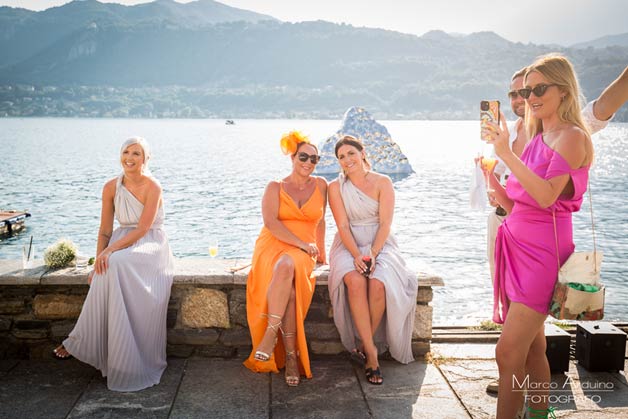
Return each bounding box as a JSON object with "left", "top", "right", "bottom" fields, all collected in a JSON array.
[
  {"left": 53, "top": 137, "right": 174, "bottom": 392},
  {"left": 328, "top": 135, "right": 418, "bottom": 385}
]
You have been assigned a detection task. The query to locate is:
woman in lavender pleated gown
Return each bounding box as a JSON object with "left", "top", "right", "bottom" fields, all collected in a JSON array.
[
  {"left": 484, "top": 54, "right": 594, "bottom": 418},
  {"left": 53, "top": 137, "right": 174, "bottom": 392}
]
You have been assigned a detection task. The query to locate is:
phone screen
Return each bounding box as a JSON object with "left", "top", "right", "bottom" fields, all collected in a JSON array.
[{"left": 480, "top": 100, "right": 500, "bottom": 141}]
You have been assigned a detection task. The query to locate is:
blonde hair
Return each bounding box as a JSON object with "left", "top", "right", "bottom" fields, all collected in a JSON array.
[
  {"left": 511, "top": 66, "right": 527, "bottom": 81},
  {"left": 120, "top": 136, "right": 152, "bottom": 175},
  {"left": 524, "top": 53, "right": 590, "bottom": 140}
]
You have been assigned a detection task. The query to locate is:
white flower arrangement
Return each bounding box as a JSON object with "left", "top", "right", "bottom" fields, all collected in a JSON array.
[{"left": 43, "top": 238, "right": 78, "bottom": 269}]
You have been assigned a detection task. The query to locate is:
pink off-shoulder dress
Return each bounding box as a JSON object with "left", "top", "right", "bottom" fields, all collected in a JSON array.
[{"left": 493, "top": 133, "right": 590, "bottom": 324}]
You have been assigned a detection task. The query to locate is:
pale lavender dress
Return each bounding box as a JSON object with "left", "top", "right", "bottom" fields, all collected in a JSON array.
[
  {"left": 493, "top": 133, "right": 589, "bottom": 324},
  {"left": 64, "top": 175, "right": 174, "bottom": 391},
  {"left": 328, "top": 174, "right": 418, "bottom": 364}
]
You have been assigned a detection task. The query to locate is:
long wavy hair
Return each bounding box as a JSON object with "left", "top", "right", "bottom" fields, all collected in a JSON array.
[{"left": 524, "top": 53, "right": 590, "bottom": 140}]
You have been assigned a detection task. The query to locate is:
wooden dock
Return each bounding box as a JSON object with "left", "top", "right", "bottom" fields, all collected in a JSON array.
[{"left": 0, "top": 210, "right": 31, "bottom": 235}]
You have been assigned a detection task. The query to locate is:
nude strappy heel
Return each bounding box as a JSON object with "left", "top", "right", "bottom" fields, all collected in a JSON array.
[
  {"left": 282, "top": 331, "right": 300, "bottom": 386},
  {"left": 254, "top": 313, "right": 282, "bottom": 361}
]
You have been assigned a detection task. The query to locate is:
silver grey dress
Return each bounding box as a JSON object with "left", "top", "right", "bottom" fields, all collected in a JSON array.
[
  {"left": 328, "top": 174, "right": 418, "bottom": 364},
  {"left": 64, "top": 175, "right": 175, "bottom": 391}
]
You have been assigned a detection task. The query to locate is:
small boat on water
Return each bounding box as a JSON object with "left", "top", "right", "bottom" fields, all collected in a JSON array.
[
  {"left": 0, "top": 210, "right": 31, "bottom": 236},
  {"left": 225, "top": 119, "right": 235, "bottom": 125}
]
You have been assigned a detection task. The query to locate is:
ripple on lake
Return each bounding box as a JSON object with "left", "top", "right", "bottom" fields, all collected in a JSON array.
[{"left": 1, "top": 118, "right": 626, "bottom": 325}]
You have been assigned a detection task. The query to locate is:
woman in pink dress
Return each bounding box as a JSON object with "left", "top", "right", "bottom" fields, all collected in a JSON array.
[{"left": 484, "top": 54, "right": 594, "bottom": 419}]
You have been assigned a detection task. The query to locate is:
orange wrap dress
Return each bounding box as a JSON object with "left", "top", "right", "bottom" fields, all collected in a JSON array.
[{"left": 244, "top": 183, "right": 325, "bottom": 378}]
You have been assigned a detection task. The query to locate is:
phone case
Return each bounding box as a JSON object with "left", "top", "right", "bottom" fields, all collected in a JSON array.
[{"left": 480, "top": 100, "right": 500, "bottom": 141}]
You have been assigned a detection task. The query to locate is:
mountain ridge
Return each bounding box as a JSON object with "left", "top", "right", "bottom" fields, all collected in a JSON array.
[{"left": 0, "top": 1, "right": 626, "bottom": 120}]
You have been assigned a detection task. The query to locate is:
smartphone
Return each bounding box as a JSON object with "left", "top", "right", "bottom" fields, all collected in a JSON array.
[{"left": 480, "top": 100, "right": 500, "bottom": 141}]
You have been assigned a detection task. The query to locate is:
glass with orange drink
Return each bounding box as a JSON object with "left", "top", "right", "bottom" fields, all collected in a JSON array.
[{"left": 480, "top": 157, "right": 498, "bottom": 192}]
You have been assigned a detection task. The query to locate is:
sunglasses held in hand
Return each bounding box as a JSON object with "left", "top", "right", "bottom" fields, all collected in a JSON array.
[
  {"left": 515, "top": 83, "right": 559, "bottom": 100},
  {"left": 297, "top": 152, "right": 320, "bottom": 164}
]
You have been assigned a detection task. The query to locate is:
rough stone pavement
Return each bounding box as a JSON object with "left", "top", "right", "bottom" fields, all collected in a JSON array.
[{"left": 1, "top": 343, "right": 627, "bottom": 418}]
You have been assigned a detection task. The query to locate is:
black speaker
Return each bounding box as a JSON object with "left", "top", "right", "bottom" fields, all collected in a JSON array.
[
  {"left": 576, "top": 322, "right": 626, "bottom": 372},
  {"left": 545, "top": 323, "right": 571, "bottom": 373}
]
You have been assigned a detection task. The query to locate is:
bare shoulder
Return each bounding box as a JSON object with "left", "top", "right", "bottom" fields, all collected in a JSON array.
[
  {"left": 371, "top": 172, "right": 393, "bottom": 188},
  {"left": 555, "top": 125, "right": 590, "bottom": 168},
  {"left": 328, "top": 178, "right": 340, "bottom": 193},
  {"left": 315, "top": 176, "right": 328, "bottom": 191},
  {"left": 558, "top": 125, "right": 588, "bottom": 144},
  {"left": 103, "top": 177, "right": 118, "bottom": 195},
  {"left": 264, "top": 180, "right": 281, "bottom": 195},
  {"left": 146, "top": 177, "right": 163, "bottom": 195}
]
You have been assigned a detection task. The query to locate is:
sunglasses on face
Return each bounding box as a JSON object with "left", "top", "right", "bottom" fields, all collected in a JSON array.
[
  {"left": 508, "top": 90, "right": 523, "bottom": 100},
  {"left": 517, "top": 83, "right": 559, "bottom": 100},
  {"left": 297, "top": 152, "right": 320, "bottom": 164}
]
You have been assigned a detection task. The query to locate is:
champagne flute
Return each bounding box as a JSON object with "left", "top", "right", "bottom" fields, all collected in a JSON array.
[
  {"left": 208, "top": 242, "right": 219, "bottom": 258},
  {"left": 481, "top": 157, "right": 498, "bottom": 193}
]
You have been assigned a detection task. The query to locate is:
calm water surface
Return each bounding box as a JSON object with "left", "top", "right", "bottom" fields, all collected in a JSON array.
[{"left": 1, "top": 118, "right": 627, "bottom": 325}]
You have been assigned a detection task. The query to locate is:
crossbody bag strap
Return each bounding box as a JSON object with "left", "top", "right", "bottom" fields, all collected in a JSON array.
[
  {"left": 552, "top": 179, "right": 597, "bottom": 272},
  {"left": 552, "top": 210, "right": 561, "bottom": 273},
  {"left": 587, "top": 179, "right": 598, "bottom": 271}
]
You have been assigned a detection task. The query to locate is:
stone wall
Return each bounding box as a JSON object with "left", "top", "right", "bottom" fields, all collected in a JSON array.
[{"left": 0, "top": 259, "right": 443, "bottom": 360}]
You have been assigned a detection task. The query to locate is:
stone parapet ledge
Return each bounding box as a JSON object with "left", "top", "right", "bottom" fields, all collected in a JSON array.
[
  {"left": 0, "top": 259, "right": 444, "bottom": 287},
  {"left": 0, "top": 259, "right": 443, "bottom": 360}
]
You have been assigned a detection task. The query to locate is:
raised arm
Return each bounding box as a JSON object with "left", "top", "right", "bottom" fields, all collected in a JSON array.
[
  {"left": 592, "top": 65, "right": 628, "bottom": 121},
  {"left": 495, "top": 120, "right": 589, "bottom": 209}
]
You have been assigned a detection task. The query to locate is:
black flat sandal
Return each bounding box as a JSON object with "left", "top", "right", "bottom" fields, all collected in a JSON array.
[
  {"left": 53, "top": 345, "right": 73, "bottom": 360},
  {"left": 350, "top": 349, "right": 366, "bottom": 367},
  {"left": 365, "top": 367, "right": 383, "bottom": 385}
]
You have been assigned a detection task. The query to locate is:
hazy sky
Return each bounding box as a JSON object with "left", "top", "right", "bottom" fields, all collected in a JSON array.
[{"left": 2, "top": 0, "right": 627, "bottom": 46}]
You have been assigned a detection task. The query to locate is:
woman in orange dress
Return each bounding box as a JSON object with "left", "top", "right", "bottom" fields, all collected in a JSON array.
[{"left": 244, "top": 131, "right": 327, "bottom": 386}]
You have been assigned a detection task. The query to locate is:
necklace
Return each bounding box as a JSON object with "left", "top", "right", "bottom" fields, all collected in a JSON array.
[
  {"left": 543, "top": 124, "right": 565, "bottom": 136},
  {"left": 296, "top": 177, "right": 312, "bottom": 191}
]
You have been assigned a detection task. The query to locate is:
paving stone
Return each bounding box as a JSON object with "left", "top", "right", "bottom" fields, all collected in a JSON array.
[
  {"left": 0, "top": 359, "right": 97, "bottom": 419},
  {"left": 67, "top": 358, "right": 185, "bottom": 419},
  {"left": 563, "top": 362, "right": 628, "bottom": 411},
  {"left": 431, "top": 343, "right": 496, "bottom": 360},
  {"left": 194, "top": 345, "right": 238, "bottom": 358},
  {"left": 361, "top": 360, "right": 470, "bottom": 419},
  {"left": 271, "top": 358, "right": 368, "bottom": 419},
  {"left": 169, "top": 358, "right": 268, "bottom": 419},
  {"left": 437, "top": 359, "right": 499, "bottom": 419}
]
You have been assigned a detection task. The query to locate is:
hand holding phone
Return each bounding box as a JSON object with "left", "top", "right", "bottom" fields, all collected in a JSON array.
[{"left": 480, "top": 100, "right": 500, "bottom": 141}]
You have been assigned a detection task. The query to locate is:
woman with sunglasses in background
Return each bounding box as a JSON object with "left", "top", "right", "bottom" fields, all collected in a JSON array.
[
  {"left": 244, "top": 131, "right": 327, "bottom": 387},
  {"left": 327, "top": 135, "right": 417, "bottom": 386},
  {"left": 483, "top": 54, "right": 594, "bottom": 419}
]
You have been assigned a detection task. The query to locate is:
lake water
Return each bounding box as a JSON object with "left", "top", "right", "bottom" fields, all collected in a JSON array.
[{"left": 1, "top": 118, "right": 627, "bottom": 325}]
